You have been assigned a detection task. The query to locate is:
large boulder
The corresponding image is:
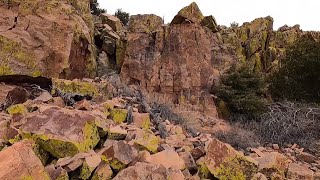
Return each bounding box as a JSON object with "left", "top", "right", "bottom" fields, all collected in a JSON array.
[
  {"left": 16, "top": 105, "right": 100, "bottom": 158},
  {"left": 171, "top": 2, "right": 204, "bottom": 24},
  {"left": 0, "top": 0, "right": 96, "bottom": 78},
  {"left": 255, "top": 152, "right": 289, "bottom": 178},
  {"left": 0, "top": 140, "right": 50, "bottom": 179},
  {"left": 203, "top": 138, "right": 258, "bottom": 179},
  {"left": 129, "top": 14, "right": 163, "bottom": 33}
]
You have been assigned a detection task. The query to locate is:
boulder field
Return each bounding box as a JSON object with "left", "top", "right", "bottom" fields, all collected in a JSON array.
[{"left": 0, "top": 78, "right": 319, "bottom": 179}]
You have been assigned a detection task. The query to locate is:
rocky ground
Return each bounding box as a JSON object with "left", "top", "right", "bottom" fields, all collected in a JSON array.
[
  {"left": 0, "top": 78, "right": 319, "bottom": 180},
  {"left": 1, "top": 0, "right": 320, "bottom": 179}
]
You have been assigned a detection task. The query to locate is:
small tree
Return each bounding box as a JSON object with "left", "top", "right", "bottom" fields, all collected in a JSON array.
[
  {"left": 90, "top": 0, "right": 106, "bottom": 15},
  {"left": 270, "top": 36, "right": 320, "bottom": 102},
  {"left": 214, "top": 65, "right": 267, "bottom": 119},
  {"left": 115, "top": 9, "right": 130, "bottom": 26},
  {"left": 230, "top": 21, "right": 239, "bottom": 28}
]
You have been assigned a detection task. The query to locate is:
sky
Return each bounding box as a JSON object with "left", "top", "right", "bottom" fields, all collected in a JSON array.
[{"left": 99, "top": 0, "right": 320, "bottom": 31}]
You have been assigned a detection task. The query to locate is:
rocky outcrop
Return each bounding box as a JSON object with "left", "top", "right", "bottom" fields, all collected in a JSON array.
[
  {"left": 0, "top": 0, "right": 96, "bottom": 78},
  {"left": 171, "top": 2, "right": 204, "bottom": 24}
]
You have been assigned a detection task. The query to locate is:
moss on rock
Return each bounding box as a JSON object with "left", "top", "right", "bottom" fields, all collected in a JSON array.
[
  {"left": 109, "top": 109, "right": 128, "bottom": 124},
  {"left": 6, "top": 104, "right": 28, "bottom": 115}
]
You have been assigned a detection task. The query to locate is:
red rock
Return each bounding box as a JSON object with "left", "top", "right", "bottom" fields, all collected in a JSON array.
[
  {"left": 287, "top": 163, "right": 314, "bottom": 180},
  {"left": 113, "top": 162, "right": 184, "bottom": 180},
  {"left": 297, "top": 152, "right": 318, "bottom": 163},
  {"left": 34, "top": 91, "right": 53, "bottom": 103},
  {"left": 132, "top": 112, "right": 151, "bottom": 129},
  {"left": 190, "top": 146, "right": 205, "bottom": 161},
  {"left": 255, "top": 152, "right": 289, "bottom": 178},
  {"left": 147, "top": 149, "right": 185, "bottom": 170},
  {"left": 74, "top": 99, "right": 92, "bottom": 111},
  {"left": 0, "top": 140, "right": 50, "bottom": 179}
]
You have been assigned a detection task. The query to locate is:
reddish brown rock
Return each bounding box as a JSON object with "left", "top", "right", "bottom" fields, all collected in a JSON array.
[
  {"left": 132, "top": 112, "right": 151, "bottom": 129},
  {"left": 255, "top": 152, "right": 289, "bottom": 178},
  {"left": 287, "top": 163, "right": 314, "bottom": 180},
  {"left": 171, "top": 2, "right": 204, "bottom": 24},
  {"left": 0, "top": 140, "right": 50, "bottom": 179},
  {"left": 17, "top": 105, "right": 100, "bottom": 158},
  {"left": 147, "top": 149, "right": 186, "bottom": 170},
  {"left": 129, "top": 14, "right": 163, "bottom": 33},
  {"left": 113, "top": 162, "right": 184, "bottom": 180},
  {"left": 297, "top": 152, "right": 318, "bottom": 164},
  {"left": 92, "top": 162, "right": 113, "bottom": 180},
  {"left": 0, "top": 0, "right": 96, "bottom": 78},
  {"left": 204, "top": 138, "right": 258, "bottom": 179},
  {"left": 74, "top": 99, "right": 92, "bottom": 111},
  {"left": 100, "top": 140, "right": 138, "bottom": 171}
]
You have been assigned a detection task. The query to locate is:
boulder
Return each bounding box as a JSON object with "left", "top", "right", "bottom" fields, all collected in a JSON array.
[
  {"left": 132, "top": 112, "right": 151, "bottom": 129},
  {"left": 45, "top": 165, "right": 69, "bottom": 180},
  {"left": 129, "top": 14, "right": 163, "bottom": 33},
  {"left": 108, "top": 125, "right": 128, "bottom": 140},
  {"left": 100, "top": 141, "right": 138, "bottom": 171},
  {"left": 204, "top": 138, "right": 258, "bottom": 179},
  {"left": 100, "top": 14, "right": 123, "bottom": 32},
  {"left": 287, "top": 163, "right": 314, "bottom": 180},
  {"left": 255, "top": 152, "right": 289, "bottom": 178},
  {"left": 17, "top": 105, "right": 100, "bottom": 158},
  {"left": 113, "top": 162, "right": 184, "bottom": 180},
  {"left": 0, "top": 113, "right": 12, "bottom": 140},
  {"left": 0, "top": 0, "right": 96, "bottom": 78},
  {"left": 297, "top": 152, "right": 318, "bottom": 164},
  {"left": 80, "top": 154, "right": 102, "bottom": 179},
  {"left": 201, "top": 15, "right": 219, "bottom": 32},
  {"left": 147, "top": 149, "right": 186, "bottom": 170},
  {"left": 171, "top": 2, "right": 204, "bottom": 24},
  {"left": 0, "top": 140, "right": 50, "bottom": 179},
  {"left": 52, "top": 78, "right": 107, "bottom": 99},
  {"left": 91, "top": 162, "right": 113, "bottom": 180},
  {"left": 0, "top": 84, "right": 16, "bottom": 105},
  {"left": 133, "top": 130, "right": 160, "bottom": 153}
]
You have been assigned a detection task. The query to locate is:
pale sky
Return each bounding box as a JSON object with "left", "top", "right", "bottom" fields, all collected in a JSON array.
[{"left": 99, "top": 0, "right": 320, "bottom": 31}]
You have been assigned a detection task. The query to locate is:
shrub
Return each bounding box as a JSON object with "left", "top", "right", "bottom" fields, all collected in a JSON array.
[
  {"left": 115, "top": 9, "right": 129, "bottom": 26},
  {"left": 214, "top": 65, "right": 267, "bottom": 120},
  {"left": 256, "top": 102, "right": 320, "bottom": 150},
  {"left": 270, "top": 36, "right": 320, "bottom": 102},
  {"left": 90, "top": 0, "right": 105, "bottom": 15},
  {"left": 230, "top": 21, "right": 239, "bottom": 28}
]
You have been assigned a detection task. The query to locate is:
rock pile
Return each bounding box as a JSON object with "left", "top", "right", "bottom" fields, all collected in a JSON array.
[{"left": 0, "top": 78, "right": 319, "bottom": 179}]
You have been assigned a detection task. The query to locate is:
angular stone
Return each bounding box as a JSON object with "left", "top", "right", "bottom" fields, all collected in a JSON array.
[
  {"left": 0, "top": 84, "right": 16, "bottom": 105},
  {"left": 80, "top": 154, "right": 102, "bottom": 179},
  {"left": 201, "top": 15, "right": 219, "bottom": 32},
  {"left": 297, "top": 152, "right": 318, "bottom": 163},
  {"left": 148, "top": 149, "right": 185, "bottom": 170},
  {"left": 190, "top": 146, "right": 206, "bottom": 161},
  {"left": 100, "top": 141, "right": 138, "bottom": 171},
  {"left": 92, "top": 162, "right": 113, "bottom": 180},
  {"left": 17, "top": 105, "right": 100, "bottom": 158},
  {"left": 100, "top": 14, "right": 123, "bottom": 32},
  {"left": 0, "top": 113, "right": 11, "bottom": 140},
  {"left": 251, "top": 172, "right": 268, "bottom": 180},
  {"left": 45, "top": 165, "right": 69, "bottom": 180},
  {"left": 113, "top": 162, "right": 184, "bottom": 180},
  {"left": 255, "top": 152, "right": 289, "bottom": 178},
  {"left": 0, "top": 140, "right": 50, "bottom": 179},
  {"left": 132, "top": 112, "right": 151, "bottom": 129},
  {"left": 129, "top": 14, "right": 163, "bottom": 33},
  {"left": 109, "top": 108, "right": 128, "bottom": 124},
  {"left": 287, "top": 163, "right": 314, "bottom": 180},
  {"left": 204, "top": 138, "right": 258, "bottom": 179},
  {"left": 49, "top": 97, "right": 65, "bottom": 108},
  {"left": 108, "top": 126, "right": 127, "bottom": 140},
  {"left": 74, "top": 99, "right": 92, "bottom": 111},
  {"left": 133, "top": 130, "right": 160, "bottom": 153},
  {"left": 52, "top": 78, "right": 107, "bottom": 98},
  {"left": 171, "top": 2, "right": 204, "bottom": 24},
  {"left": 34, "top": 91, "right": 53, "bottom": 103}
]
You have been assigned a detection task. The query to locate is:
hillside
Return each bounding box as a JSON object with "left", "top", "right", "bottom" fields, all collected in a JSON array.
[{"left": 0, "top": 1, "right": 320, "bottom": 179}]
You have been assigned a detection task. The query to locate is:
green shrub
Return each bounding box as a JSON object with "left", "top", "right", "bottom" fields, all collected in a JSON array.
[
  {"left": 214, "top": 65, "right": 267, "bottom": 119},
  {"left": 90, "top": 0, "right": 105, "bottom": 15},
  {"left": 115, "top": 9, "right": 129, "bottom": 26},
  {"left": 270, "top": 36, "right": 320, "bottom": 102}
]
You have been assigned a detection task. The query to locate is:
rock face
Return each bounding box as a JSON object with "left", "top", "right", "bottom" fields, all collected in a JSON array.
[
  {"left": 0, "top": 0, "right": 96, "bottom": 78},
  {"left": 171, "top": 2, "right": 204, "bottom": 24},
  {"left": 0, "top": 140, "right": 50, "bottom": 179},
  {"left": 129, "top": 14, "right": 163, "bottom": 33}
]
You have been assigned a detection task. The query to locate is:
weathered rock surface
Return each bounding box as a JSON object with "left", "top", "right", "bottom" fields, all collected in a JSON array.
[
  {"left": 171, "top": 2, "right": 204, "bottom": 24},
  {"left": 0, "top": 0, "right": 96, "bottom": 78},
  {"left": 129, "top": 14, "right": 163, "bottom": 33},
  {"left": 17, "top": 105, "right": 100, "bottom": 158},
  {"left": 0, "top": 140, "right": 50, "bottom": 179}
]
